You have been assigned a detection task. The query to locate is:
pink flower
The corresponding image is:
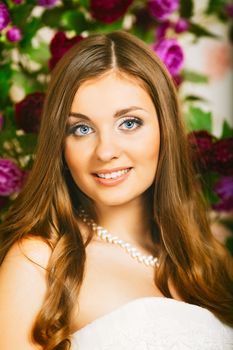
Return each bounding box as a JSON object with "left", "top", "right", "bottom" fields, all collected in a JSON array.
[
  {"left": 6, "top": 26, "right": 22, "bottom": 42},
  {"left": 0, "top": 159, "right": 26, "bottom": 196},
  {"left": 11, "top": 0, "right": 23, "bottom": 4},
  {"left": 148, "top": 0, "right": 179, "bottom": 21},
  {"left": 90, "top": 0, "right": 133, "bottom": 24},
  {"left": 37, "top": 0, "right": 58, "bottom": 8},
  {"left": 0, "top": 3, "right": 10, "bottom": 31},
  {"left": 174, "top": 18, "right": 189, "bottom": 33},
  {"left": 153, "top": 38, "right": 184, "bottom": 76},
  {"left": 49, "top": 31, "right": 83, "bottom": 70},
  {"left": 15, "top": 92, "right": 45, "bottom": 133},
  {"left": 156, "top": 20, "right": 171, "bottom": 40}
]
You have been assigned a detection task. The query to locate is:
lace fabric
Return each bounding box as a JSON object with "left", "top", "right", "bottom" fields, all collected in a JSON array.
[{"left": 71, "top": 297, "right": 233, "bottom": 350}]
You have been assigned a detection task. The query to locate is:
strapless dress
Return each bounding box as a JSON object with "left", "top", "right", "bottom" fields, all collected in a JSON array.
[{"left": 71, "top": 297, "right": 233, "bottom": 349}]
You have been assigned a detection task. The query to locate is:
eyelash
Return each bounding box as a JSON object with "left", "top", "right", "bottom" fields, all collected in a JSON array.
[{"left": 66, "top": 117, "right": 143, "bottom": 137}]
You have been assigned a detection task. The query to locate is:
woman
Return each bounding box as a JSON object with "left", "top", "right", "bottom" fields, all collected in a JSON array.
[{"left": 0, "top": 31, "right": 232, "bottom": 350}]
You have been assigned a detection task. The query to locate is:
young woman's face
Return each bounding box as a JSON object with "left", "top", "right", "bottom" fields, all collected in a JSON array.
[{"left": 64, "top": 72, "right": 160, "bottom": 207}]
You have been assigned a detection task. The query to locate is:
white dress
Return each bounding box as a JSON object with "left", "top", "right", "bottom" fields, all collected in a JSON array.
[{"left": 71, "top": 297, "right": 233, "bottom": 350}]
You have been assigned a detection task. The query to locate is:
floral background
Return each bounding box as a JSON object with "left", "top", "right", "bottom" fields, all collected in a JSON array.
[{"left": 0, "top": 0, "right": 232, "bottom": 253}]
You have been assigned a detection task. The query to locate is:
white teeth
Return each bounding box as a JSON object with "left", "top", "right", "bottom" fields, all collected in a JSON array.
[{"left": 97, "top": 168, "right": 130, "bottom": 179}]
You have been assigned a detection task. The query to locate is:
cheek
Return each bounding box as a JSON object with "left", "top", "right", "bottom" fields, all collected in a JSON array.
[
  {"left": 133, "top": 128, "right": 160, "bottom": 170},
  {"left": 64, "top": 141, "right": 85, "bottom": 179}
]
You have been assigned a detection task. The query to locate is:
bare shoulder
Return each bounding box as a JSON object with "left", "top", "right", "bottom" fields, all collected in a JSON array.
[
  {"left": 3, "top": 235, "right": 52, "bottom": 269},
  {"left": 0, "top": 236, "right": 52, "bottom": 350}
]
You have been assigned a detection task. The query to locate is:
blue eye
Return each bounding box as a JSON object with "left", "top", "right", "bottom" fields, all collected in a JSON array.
[
  {"left": 120, "top": 117, "right": 143, "bottom": 131},
  {"left": 68, "top": 124, "right": 93, "bottom": 136}
]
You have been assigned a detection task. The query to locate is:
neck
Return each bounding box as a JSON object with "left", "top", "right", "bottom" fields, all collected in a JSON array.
[{"left": 92, "top": 195, "right": 153, "bottom": 250}]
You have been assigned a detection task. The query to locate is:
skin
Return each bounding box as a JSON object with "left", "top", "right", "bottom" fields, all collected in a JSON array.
[
  {"left": 64, "top": 71, "right": 160, "bottom": 246},
  {"left": 64, "top": 70, "right": 164, "bottom": 330},
  {"left": 0, "top": 72, "right": 179, "bottom": 348}
]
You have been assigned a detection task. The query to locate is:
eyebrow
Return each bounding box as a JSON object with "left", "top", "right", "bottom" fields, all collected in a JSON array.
[{"left": 68, "top": 106, "right": 146, "bottom": 120}]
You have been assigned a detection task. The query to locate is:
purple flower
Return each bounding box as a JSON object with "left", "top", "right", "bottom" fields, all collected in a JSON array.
[
  {"left": 153, "top": 38, "right": 184, "bottom": 76},
  {"left": 12, "top": 0, "right": 23, "bottom": 4},
  {"left": 90, "top": 0, "right": 133, "bottom": 24},
  {"left": 174, "top": 18, "right": 189, "bottom": 33},
  {"left": 6, "top": 26, "right": 22, "bottom": 42},
  {"left": 188, "top": 131, "right": 214, "bottom": 173},
  {"left": 212, "top": 137, "right": 233, "bottom": 176},
  {"left": 134, "top": 7, "right": 155, "bottom": 31},
  {"left": 212, "top": 176, "right": 233, "bottom": 212},
  {"left": 49, "top": 31, "right": 83, "bottom": 70},
  {"left": 225, "top": 4, "right": 233, "bottom": 18},
  {"left": 0, "top": 3, "right": 10, "bottom": 31},
  {"left": 148, "top": 0, "right": 179, "bottom": 21},
  {"left": 156, "top": 20, "right": 171, "bottom": 40},
  {"left": 15, "top": 92, "right": 45, "bottom": 133},
  {"left": 0, "top": 159, "right": 26, "bottom": 196},
  {"left": 37, "top": 0, "right": 58, "bottom": 8}
]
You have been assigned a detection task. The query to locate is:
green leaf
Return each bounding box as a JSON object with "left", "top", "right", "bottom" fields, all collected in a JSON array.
[
  {"left": 182, "top": 70, "right": 209, "bottom": 83},
  {"left": 61, "top": 10, "right": 88, "bottom": 32},
  {"left": 19, "top": 18, "right": 42, "bottom": 50},
  {"left": 0, "top": 130, "right": 17, "bottom": 156},
  {"left": 203, "top": 185, "right": 220, "bottom": 205},
  {"left": 205, "top": 0, "right": 227, "bottom": 14},
  {"left": 89, "top": 18, "right": 124, "bottom": 33},
  {"left": 11, "top": 69, "right": 45, "bottom": 96},
  {"left": 26, "top": 42, "right": 50, "bottom": 65},
  {"left": 1, "top": 106, "right": 16, "bottom": 131},
  {"left": 17, "top": 133, "right": 38, "bottom": 155},
  {"left": 131, "top": 27, "right": 156, "bottom": 44},
  {"left": 201, "top": 172, "right": 220, "bottom": 205},
  {"left": 221, "top": 120, "right": 233, "bottom": 138},
  {"left": 188, "top": 22, "right": 219, "bottom": 38},
  {"left": 10, "top": 3, "right": 35, "bottom": 28},
  {"left": 78, "top": 0, "right": 89, "bottom": 8},
  {"left": 185, "top": 106, "right": 212, "bottom": 132},
  {"left": 183, "top": 95, "right": 208, "bottom": 102},
  {"left": 0, "top": 64, "right": 12, "bottom": 106},
  {"left": 41, "top": 7, "right": 64, "bottom": 28},
  {"left": 179, "top": 0, "right": 194, "bottom": 18}
]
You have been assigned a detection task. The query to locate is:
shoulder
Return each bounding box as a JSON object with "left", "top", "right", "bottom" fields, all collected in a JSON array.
[
  {"left": 0, "top": 236, "right": 52, "bottom": 349},
  {"left": 3, "top": 235, "right": 52, "bottom": 269}
]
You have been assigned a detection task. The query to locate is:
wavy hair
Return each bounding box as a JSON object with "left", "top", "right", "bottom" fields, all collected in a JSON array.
[{"left": 0, "top": 31, "right": 232, "bottom": 349}]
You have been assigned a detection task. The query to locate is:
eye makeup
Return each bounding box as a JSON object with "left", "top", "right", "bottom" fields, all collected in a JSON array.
[{"left": 66, "top": 116, "right": 144, "bottom": 137}]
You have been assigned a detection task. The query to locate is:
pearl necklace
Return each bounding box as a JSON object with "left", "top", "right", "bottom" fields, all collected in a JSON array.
[{"left": 79, "top": 209, "right": 159, "bottom": 268}]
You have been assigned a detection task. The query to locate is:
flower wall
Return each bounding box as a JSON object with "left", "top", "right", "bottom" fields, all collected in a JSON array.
[{"left": 0, "top": 0, "right": 232, "bottom": 252}]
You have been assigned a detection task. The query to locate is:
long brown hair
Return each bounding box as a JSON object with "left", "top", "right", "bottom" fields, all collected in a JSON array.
[{"left": 0, "top": 31, "right": 232, "bottom": 349}]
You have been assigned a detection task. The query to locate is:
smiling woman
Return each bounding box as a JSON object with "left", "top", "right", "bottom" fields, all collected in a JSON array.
[
  {"left": 64, "top": 72, "right": 160, "bottom": 207},
  {"left": 0, "top": 31, "right": 233, "bottom": 350}
]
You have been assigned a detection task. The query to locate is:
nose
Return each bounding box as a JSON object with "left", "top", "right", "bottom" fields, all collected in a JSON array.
[{"left": 95, "top": 133, "right": 121, "bottom": 162}]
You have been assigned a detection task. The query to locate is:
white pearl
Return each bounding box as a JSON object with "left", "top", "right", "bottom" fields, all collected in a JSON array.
[
  {"left": 123, "top": 243, "right": 131, "bottom": 249},
  {"left": 79, "top": 209, "right": 158, "bottom": 268}
]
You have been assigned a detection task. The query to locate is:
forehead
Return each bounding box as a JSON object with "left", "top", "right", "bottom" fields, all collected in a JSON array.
[{"left": 70, "top": 71, "right": 155, "bottom": 114}]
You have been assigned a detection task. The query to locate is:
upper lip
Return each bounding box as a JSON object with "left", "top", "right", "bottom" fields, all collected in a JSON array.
[{"left": 93, "top": 167, "right": 132, "bottom": 174}]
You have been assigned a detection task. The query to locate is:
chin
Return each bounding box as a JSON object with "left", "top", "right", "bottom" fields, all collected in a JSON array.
[{"left": 92, "top": 189, "right": 147, "bottom": 208}]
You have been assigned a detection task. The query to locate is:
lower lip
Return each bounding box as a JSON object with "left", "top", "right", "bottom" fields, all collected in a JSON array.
[{"left": 93, "top": 168, "right": 132, "bottom": 187}]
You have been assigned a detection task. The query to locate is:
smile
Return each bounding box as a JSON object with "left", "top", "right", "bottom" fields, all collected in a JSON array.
[
  {"left": 93, "top": 167, "right": 132, "bottom": 186},
  {"left": 96, "top": 168, "right": 130, "bottom": 179}
]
